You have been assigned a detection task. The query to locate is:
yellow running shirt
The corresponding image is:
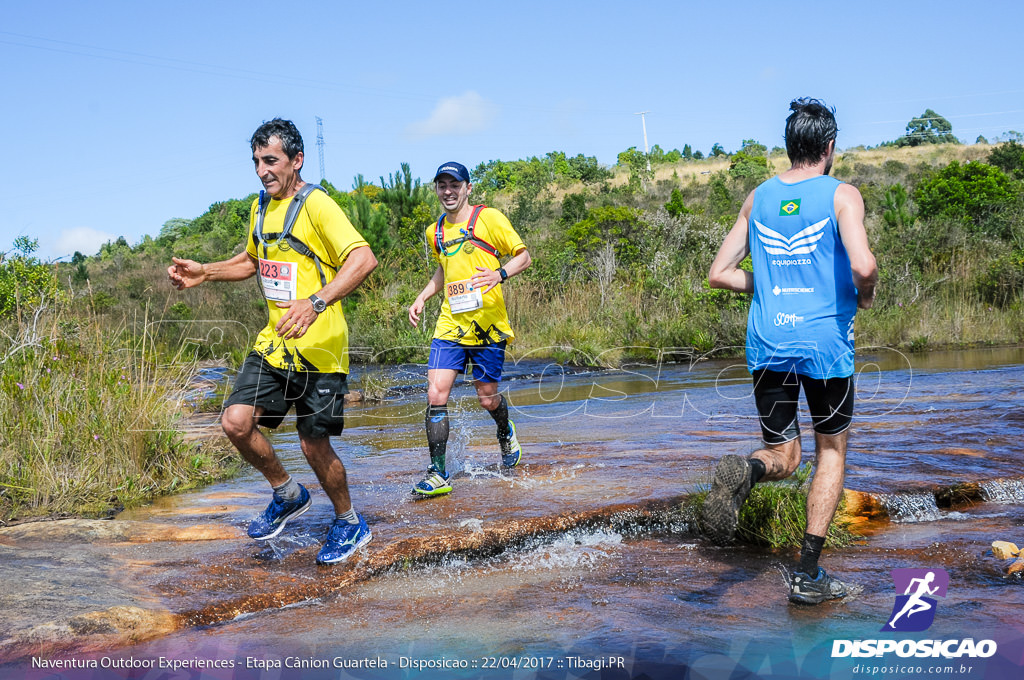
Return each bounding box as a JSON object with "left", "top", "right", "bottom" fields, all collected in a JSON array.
[
  {"left": 427, "top": 206, "right": 526, "bottom": 345},
  {"left": 246, "top": 188, "right": 369, "bottom": 373}
]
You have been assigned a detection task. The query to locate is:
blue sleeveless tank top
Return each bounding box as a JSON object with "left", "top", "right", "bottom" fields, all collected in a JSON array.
[{"left": 745, "top": 175, "right": 857, "bottom": 379}]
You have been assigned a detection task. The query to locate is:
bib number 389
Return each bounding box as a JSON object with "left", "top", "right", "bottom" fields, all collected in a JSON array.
[{"left": 446, "top": 278, "right": 483, "bottom": 314}]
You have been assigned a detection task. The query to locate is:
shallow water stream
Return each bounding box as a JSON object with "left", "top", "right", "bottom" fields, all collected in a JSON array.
[{"left": 2, "top": 347, "right": 1023, "bottom": 679}]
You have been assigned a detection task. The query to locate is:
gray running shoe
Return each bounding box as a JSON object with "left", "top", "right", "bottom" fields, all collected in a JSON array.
[
  {"left": 789, "top": 567, "right": 849, "bottom": 605},
  {"left": 699, "top": 454, "right": 753, "bottom": 545}
]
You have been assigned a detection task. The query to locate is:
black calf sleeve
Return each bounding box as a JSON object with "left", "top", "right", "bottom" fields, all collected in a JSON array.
[
  {"left": 425, "top": 405, "right": 449, "bottom": 473},
  {"left": 488, "top": 395, "right": 511, "bottom": 440}
]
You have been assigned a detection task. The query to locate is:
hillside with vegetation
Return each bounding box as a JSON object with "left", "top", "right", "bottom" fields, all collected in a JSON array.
[
  {"left": 2, "top": 112, "right": 1023, "bottom": 519},
  {"left": 43, "top": 136, "right": 1024, "bottom": 364}
]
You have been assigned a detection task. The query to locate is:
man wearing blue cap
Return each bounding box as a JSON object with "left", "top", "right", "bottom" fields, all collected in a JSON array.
[{"left": 407, "top": 162, "right": 532, "bottom": 497}]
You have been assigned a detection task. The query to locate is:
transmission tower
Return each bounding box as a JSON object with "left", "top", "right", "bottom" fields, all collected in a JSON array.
[{"left": 315, "top": 116, "right": 326, "bottom": 182}]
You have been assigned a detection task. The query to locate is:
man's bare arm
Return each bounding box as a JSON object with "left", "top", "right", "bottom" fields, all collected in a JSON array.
[
  {"left": 274, "top": 246, "right": 378, "bottom": 339},
  {"left": 168, "top": 250, "right": 255, "bottom": 290},
  {"left": 409, "top": 265, "right": 445, "bottom": 328},
  {"left": 708, "top": 191, "right": 755, "bottom": 293},
  {"left": 835, "top": 183, "right": 878, "bottom": 309},
  {"left": 471, "top": 247, "right": 532, "bottom": 294}
]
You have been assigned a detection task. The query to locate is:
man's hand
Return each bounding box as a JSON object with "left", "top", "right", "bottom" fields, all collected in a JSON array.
[
  {"left": 857, "top": 286, "right": 876, "bottom": 310},
  {"left": 274, "top": 298, "right": 319, "bottom": 339},
  {"left": 168, "top": 251, "right": 255, "bottom": 288},
  {"left": 408, "top": 298, "right": 426, "bottom": 328},
  {"left": 168, "top": 257, "right": 206, "bottom": 290},
  {"left": 470, "top": 266, "right": 502, "bottom": 295}
]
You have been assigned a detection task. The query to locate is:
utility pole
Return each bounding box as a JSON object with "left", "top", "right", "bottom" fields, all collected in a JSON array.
[
  {"left": 315, "top": 116, "right": 326, "bottom": 182},
  {"left": 635, "top": 111, "right": 651, "bottom": 172}
]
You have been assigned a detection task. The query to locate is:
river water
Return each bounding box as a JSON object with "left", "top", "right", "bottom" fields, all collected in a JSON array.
[{"left": 2, "top": 347, "right": 1023, "bottom": 680}]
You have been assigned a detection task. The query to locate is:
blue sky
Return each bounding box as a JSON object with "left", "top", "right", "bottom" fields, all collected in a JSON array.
[{"left": 3, "top": 0, "right": 1023, "bottom": 260}]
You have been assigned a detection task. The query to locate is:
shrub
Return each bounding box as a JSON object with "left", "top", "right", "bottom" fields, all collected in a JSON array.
[
  {"left": 988, "top": 141, "right": 1024, "bottom": 179},
  {"left": 0, "top": 237, "right": 60, "bottom": 319},
  {"left": 914, "top": 161, "right": 1019, "bottom": 236}
]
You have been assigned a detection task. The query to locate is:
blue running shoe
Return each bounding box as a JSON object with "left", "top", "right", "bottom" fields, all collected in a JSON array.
[
  {"left": 247, "top": 484, "right": 311, "bottom": 540},
  {"left": 500, "top": 420, "right": 522, "bottom": 468},
  {"left": 412, "top": 465, "right": 452, "bottom": 497},
  {"left": 316, "top": 514, "right": 372, "bottom": 565}
]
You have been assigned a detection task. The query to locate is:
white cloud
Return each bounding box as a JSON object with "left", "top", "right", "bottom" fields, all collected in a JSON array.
[
  {"left": 54, "top": 226, "right": 118, "bottom": 258},
  {"left": 406, "top": 91, "right": 497, "bottom": 137}
]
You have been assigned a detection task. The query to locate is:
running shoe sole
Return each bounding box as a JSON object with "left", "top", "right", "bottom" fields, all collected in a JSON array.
[
  {"left": 412, "top": 485, "right": 452, "bottom": 497},
  {"left": 700, "top": 454, "right": 752, "bottom": 545},
  {"left": 251, "top": 496, "right": 312, "bottom": 541}
]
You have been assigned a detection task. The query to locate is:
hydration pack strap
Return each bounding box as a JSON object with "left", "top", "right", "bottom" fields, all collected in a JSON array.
[
  {"left": 433, "top": 205, "right": 499, "bottom": 258},
  {"left": 252, "top": 184, "right": 334, "bottom": 287}
]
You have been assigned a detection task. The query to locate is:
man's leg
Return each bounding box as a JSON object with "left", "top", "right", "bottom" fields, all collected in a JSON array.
[
  {"left": 701, "top": 369, "right": 802, "bottom": 545},
  {"left": 795, "top": 429, "right": 848, "bottom": 576},
  {"left": 223, "top": 403, "right": 311, "bottom": 540},
  {"left": 302, "top": 434, "right": 372, "bottom": 565},
  {"left": 299, "top": 434, "right": 352, "bottom": 515},
  {"left": 470, "top": 342, "right": 520, "bottom": 467},
  {"left": 412, "top": 367, "right": 459, "bottom": 497},
  {"left": 221, "top": 403, "right": 289, "bottom": 485},
  {"left": 805, "top": 430, "right": 848, "bottom": 537},
  {"left": 426, "top": 368, "right": 459, "bottom": 473},
  {"left": 787, "top": 429, "right": 851, "bottom": 603},
  {"left": 788, "top": 375, "right": 854, "bottom": 605},
  {"left": 751, "top": 439, "right": 803, "bottom": 481},
  {"left": 475, "top": 380, "right": 521, "bottom": 467}
]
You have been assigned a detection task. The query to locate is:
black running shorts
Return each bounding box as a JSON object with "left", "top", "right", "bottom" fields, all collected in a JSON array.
[
  {"left": 224, "top": 352, "right": 348, "bottom": 439},
  {"left": 751, "top": 369, "right": 854, "bottom": 445}
]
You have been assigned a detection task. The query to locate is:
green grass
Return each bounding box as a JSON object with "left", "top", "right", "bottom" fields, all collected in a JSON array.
[
  {"left": 0, "top": 299, "right": 238, "bottom": 521},
  {"left": 684, "top": 463, "right": 857, "bottom": 549}
]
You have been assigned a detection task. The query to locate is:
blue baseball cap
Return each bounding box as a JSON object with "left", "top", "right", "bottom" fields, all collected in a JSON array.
[{"left": 433, "top": 161, "right": 471, "bottom": 183}]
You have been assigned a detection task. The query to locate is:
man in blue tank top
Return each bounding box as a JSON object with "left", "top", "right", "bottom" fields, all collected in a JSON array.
[{"left": 702, "top": 98, "right": 878, "bottom": 605}]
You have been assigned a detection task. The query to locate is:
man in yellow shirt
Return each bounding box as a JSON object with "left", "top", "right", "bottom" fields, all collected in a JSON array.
[
  {"left": 408, "top": 162, "right": 532, "bottom": 497},
  {"left": 168, "top": 119, "right": 377, "bottom": 565}
]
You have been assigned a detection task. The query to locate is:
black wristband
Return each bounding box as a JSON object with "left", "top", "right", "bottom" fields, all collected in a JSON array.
[{"left": 498, "top": 267, "right": 508, "bottom": 282}]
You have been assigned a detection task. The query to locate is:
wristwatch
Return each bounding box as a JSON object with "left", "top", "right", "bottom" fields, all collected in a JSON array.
[
  {"left": 497, "top": 267, "right": 509, "bottom": 282},
  {"left": 309, "top": 293, "right": 328, "bottom": 314}
]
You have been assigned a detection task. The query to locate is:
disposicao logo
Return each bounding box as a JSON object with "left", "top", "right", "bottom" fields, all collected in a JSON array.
[
  {"left": 883, "top": 568, "right": 947, "bottom": 632},
  {"left": 831, "top": 568, "right": 997, "bottom": 660}
]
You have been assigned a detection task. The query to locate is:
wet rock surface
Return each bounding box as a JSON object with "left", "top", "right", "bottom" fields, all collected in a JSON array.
[{"left": 3, "top": 350, "right": 1024, "bottom": 666}]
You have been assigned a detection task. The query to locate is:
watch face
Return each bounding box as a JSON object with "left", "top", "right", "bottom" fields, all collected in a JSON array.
[{"left": 310, "top": 296, "right": 327, "bottom": 312}]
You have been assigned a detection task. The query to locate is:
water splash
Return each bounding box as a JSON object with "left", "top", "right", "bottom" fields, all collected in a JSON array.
[
  {"left": 445, "top": 403, "right": 477, "bottom": 474},
  {"left": 877, "top": 492, "right": 943, "bottom": 522},
  {"left": 253, "top": 532, "right": 322, "bottom": 561},
  {"left": 979, "top": 479, "right": 1024, "bottom": 502},
  {"left": 509, "top": 530, "right": 623, "bottom": 572}
]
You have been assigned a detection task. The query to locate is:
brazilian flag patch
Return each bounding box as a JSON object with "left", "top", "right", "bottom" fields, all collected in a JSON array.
[{"left": 779, "top": 199, "right": 801, "bottom": 216}]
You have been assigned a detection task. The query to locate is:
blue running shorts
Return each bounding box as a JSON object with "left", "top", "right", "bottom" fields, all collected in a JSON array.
[{"left": 427, "top": 339, "right": 507, "bottom": 383}]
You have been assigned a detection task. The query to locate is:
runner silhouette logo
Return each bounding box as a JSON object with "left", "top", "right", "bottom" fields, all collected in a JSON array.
[{"left": 882, "top": 568, "right": 949, "bottom": 632}]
